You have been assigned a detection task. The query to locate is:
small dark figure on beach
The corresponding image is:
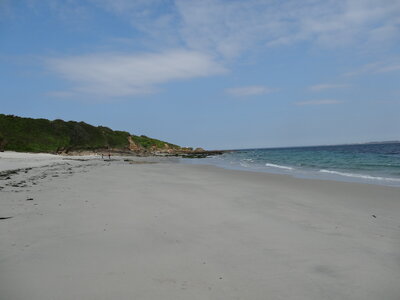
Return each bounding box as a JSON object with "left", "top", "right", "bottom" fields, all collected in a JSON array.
[
  {"left": 108, "top": 153, "right": 111, "bottom": 160},
  {"left": 101, "top": 154, "right": 104, "bottom": 159}
]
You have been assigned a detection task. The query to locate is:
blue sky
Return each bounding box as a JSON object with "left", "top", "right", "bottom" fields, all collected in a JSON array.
[{"left": 1, "top": 0, "right": 400, "bottom": 149}]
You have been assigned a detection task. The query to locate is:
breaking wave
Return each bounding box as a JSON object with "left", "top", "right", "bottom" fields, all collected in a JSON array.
[
  {"left": 265, "top": 163, "right": 294, "bottom": 170},
  {"left": 319, "top": 169, "right": 400, "bottom": 182}
]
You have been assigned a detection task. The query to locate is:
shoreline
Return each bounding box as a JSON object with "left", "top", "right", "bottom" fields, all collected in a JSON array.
[
  {"left": 2, "top": 151, "right": 400, "bottom": 188},
  {"left": 183, "top": 156, "right": 400, "bottom": 188}
]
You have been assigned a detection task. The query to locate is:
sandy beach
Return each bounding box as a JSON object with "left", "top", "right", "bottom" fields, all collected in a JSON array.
[{"left": 0, "top": 152, "right": 399, "bottom": 300}]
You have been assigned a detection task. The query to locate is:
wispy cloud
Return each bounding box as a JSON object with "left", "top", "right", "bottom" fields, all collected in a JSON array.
[
  {"left": 179, "top": 0, "right": 400, "bottom": 57},
  {"left": 295, "top": 99, "right": 342, "bottom": 106},
  {"left": 377, "top": 64, "right": 400, "bottom": 73},
  {"left": 8, "top": 1, "right": 400, "bottom": 99},
  {"left": 309, "top": 84, "right": 350, "bottom": 91},
  {"left": 344, "top": 60, "right": 400, "bottom": 77},
  {"left": 90, "top": 0, "right": 400, "bottom": 59},
  {"left": 24, "top": 0, "right": 400, "bottom": 60},
  {"left": 46, "top": 50, "right": 226, "bottom": 98},
  {"left": 225, "top": 85, "right": 275, "bottom": 97}
]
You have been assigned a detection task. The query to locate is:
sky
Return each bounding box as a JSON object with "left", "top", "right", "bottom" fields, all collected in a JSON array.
[{"left": 1, "top": 0, "right": 400, "bottom": 149}]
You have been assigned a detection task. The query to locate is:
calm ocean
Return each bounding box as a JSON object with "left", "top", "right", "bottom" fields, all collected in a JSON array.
[{"left": 186, "top": 143, "right": 400, "bottom": 187}]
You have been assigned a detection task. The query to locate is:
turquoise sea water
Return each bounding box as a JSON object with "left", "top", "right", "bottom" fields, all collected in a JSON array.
[{"left": 187, "top": 143, "right": 400, "bottom": 187}]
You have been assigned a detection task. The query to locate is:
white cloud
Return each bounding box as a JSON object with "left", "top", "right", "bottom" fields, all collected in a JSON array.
[
  {"left": 309, "top": 84, "right": 350, "bottom": 91},
  {"left": 377, "top": 64, "right": 400, "bottom": 73},
  {"left": 344, "top": 60, "right": 400, "bottom": 76},
  {"left": 184, "top": 0, "right": 398, "bottom": 55},
  {"left": 17, "top": 0, "right": 400, "bottom": 98},
  {"left": 343, "top": 62, "right": 382, "bottom": 77},
  {"left": 11, "top": 1, "right": 400, "bottom": 61},
  {"left": 226, "top": 85, "right": 275, "bottom": 97},
  {"left": 295, "top": 99, "right": 342, "bottom": 106},
  {"left": 89, "top": 0, "right": 400, "bottom": 59},
  {"left": 46, "top": 50, "right": 226, "bottom": 98}
]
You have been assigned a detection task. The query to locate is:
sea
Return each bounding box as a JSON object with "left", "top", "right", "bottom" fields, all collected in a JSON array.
[{"left": 185, "top": 142, "right": 400, "bottom": 187}]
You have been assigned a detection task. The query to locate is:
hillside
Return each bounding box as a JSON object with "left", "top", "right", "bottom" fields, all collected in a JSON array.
[{"left": 0, "top": 114, "right": 180, "bottom": 154}]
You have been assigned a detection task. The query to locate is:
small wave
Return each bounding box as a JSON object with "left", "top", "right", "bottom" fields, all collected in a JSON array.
[
  {"left": 265, "top": 163, "right": 294, "bottom": 170},
  {"left": 319, "top": 169, "right": 400, "bottom": 182},
  {"left": 242, "top": 158, "right": 254, "bottom": 162}
]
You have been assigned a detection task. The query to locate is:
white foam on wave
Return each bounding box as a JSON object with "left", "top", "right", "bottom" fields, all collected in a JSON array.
[
  {"left": 265, "top": 163, "right": 294, "bottom": 170},
  {"left": 319, "top": 169, "right": 400, "bottom": 182},
  {"left": 243, "top": 158, "right": 254, "bottom": 162}
]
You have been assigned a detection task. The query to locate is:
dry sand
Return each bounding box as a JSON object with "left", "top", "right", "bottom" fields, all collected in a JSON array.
[{"left": 0, "top": 152, "right": 399, "bottom": 299}]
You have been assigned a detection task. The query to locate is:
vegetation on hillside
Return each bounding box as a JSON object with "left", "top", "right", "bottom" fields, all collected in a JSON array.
[
  {"left": 131, "top": 135, "right": 177, "bottom": 150},
  {"left": 0, "top": 114, "right": 180, "bottom": 153}
]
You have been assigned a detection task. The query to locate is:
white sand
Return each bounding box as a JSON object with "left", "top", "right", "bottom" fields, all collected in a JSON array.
[
  {"left": 0, "top": 153, "right": 399, "bottom": 299},
  {"left": 0, "top": 151, "right": 65, "bottom": 172},
  {"left": 0, "top": 151, "right": 103, "bottom": 172}
]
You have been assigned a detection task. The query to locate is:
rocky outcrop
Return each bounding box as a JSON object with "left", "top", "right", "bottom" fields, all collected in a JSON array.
[
  {"left": 128, "top": 136, "right": 143, "bottom": 152},
  {"left": 176, "top": 150, "right": 227, "bottom": 158}
]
